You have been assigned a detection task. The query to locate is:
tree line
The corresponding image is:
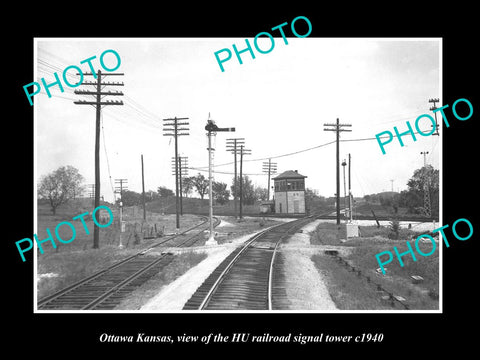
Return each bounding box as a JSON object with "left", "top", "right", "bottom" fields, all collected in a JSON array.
[
  {"left": 363, "top": 165, "right": 439, "bottom": 217},
  {"left": 115, "top": 173, "right": 270, "bottom": 207},
  {"left": 38, "top": 164, "right": 439, "bottom": 216},
  {"left": 37, "top": 167, "right": 273, "bottom": 213}
]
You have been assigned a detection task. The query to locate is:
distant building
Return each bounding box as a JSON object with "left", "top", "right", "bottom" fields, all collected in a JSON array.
[
  {"left": 259, "top": 201, "right": 275, "bottom": 214},
  {"left": 273, "top": 170, "right": 307, "bottom": 214}
]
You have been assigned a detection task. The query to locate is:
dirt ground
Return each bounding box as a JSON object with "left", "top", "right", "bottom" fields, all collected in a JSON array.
[{"left": 140, "top": 218, "right": 336, "bottom": 311}]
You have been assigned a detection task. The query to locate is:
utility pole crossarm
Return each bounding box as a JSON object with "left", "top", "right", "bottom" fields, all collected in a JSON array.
[
  {"left": 324, "top": 118, "right": 352, "bottom": 226},
  {"left": 74, "top": 100, "right": 124, "bottom": 105},
  {"left": 74, "top": 90, "right": 124, "bottom": 95},
  {"left": 81, "top": 81, "right": 124, "bottom": 86},
  {"left": 73, "top": 69, "right": 124, "bottom": 249},
  {"left": 429, "top": 98, "right": 440, "bottom": 136},
  {"left": 79, "top": 72, "right": 125, "bottom": 76}
]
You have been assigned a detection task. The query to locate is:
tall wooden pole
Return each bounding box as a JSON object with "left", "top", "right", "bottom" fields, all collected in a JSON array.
[
  {"left": 234, "top": 147, "right": 237, "bottom": 217},
  {"left": 324, "top": 118, "right": 352, "bottom": 226},
  {"left": 239, "top": 145, "right": 244, "bottom": 219},
  {"left": 335, "top": 118, "right": 340, "bottom": 225},
  {"left": 162, "top": 117, "right": 189, "bottom": 231},
  {"left": 74, "top": 69, "right": 124, "bottom": 249},
  {"left": 141, "top": 154, "right": 146, "bottom": 221},
  {"left": 93, "top": 70, "right": 101, "bottom": 247},
  {"left": 179, "top": 156, "right": 183, "bottom": 216},
  {"left": 348, "top": 153, "right": 352, "bottom": 222}
]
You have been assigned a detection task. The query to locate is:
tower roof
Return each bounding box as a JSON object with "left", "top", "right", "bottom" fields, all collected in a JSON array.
[{"left": 273, "top": 170, "right": 307, "bottom": 180}]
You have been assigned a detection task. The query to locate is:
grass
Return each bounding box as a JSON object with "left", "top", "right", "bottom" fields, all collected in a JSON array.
[
  {"left": 146, "top": 197, "right": 264, "bottom": 216},
  {"left": 37, "top": 245, "right": 139, "bottom": 299},
  {"left": 114, "top": 251, "right": 207, "bottom": 310},
  {"left": 36, "top": 200, "right": 206, "bottom": 299},
  {"left": 310, "top": 222, "right": 440, "bottom": 310},
  {"left": 312, "top": 255, "right": 394, "bottom": 310},
  {"left": 36, "top": 199, "right": 285, "bottom": 301},
  {"left": 36, "top": 201, "right": 206, "bottom": 255}
]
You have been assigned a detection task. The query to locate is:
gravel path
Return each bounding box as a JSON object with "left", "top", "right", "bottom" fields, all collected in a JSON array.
[{"left": 279, "top": 220, "right": 337, "bottom": 310}]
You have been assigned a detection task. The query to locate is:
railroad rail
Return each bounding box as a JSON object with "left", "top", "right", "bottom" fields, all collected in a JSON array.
[
  {"left": 37, "top": 216, "right": 220, "bottom": 310},
  {"left": 182, "top": 216, "right": 316, "bottom": 310}
]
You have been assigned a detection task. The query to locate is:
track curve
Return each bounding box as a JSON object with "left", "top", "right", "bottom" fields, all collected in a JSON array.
[
  {"left": 183, "top": 216, "right": 316, "bottom": 310},
  {"left": 38, "top": 216, "right": 220, "bottom": 310}
]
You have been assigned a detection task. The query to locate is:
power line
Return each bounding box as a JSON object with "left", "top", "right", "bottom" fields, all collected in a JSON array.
[
  {"left": 196, "top": 140, "right": 337, "bottom": 170},
  {"left": 38, "top": 91, "right": 78, "bottom": 102},
  {"left": 101, "top": 113, "right": 115, "bottom": 201},
  {"left": 187, "top": 166, "right": 264, "bottom": 176},
  {"left": 37, "top": 56, "right": 164, "bottom": 130}
]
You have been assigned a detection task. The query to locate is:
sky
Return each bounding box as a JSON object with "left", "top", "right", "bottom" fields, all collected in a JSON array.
[{"left": 34, "top": 37, "right": 441, "bottom": 203}]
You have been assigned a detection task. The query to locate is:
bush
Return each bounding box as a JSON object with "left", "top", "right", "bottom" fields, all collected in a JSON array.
[
  {"left": 388, "top": 218, "right": 400, "bottom": 239},
  {"left": 428, "top": 288, "right": 439, "bottom": 300}
]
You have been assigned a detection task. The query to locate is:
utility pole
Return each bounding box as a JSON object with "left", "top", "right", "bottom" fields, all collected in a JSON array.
[
  {"left": 348, "top": 153, "right": 353, "bottom": 222},
  {"left": 421, "top": 151, "right": 429, "bottom": 167},
  {"left": 115, "top": 179, "right": 128, "bottom": 248},
  {"left": 238, "top": 145, "right": 251, "bottom": 219},
  {"left": 390, "top": 179, "right": 394, "bottom": 192},
  {"left": 262, "top": 159, "right": 277, "bottom": 201},
  {"left": 141, "top": 154, "right": 146, "bottom": 221},
  {"left": 163, "top": 117, "right": 189, "bottom": 231},
  {"left": 429, "top": 98, "right": 440, "bottom": 136},
  {"left": 226, "top": 138, "right": 245, "bottom": 218},
  {"left": 172, "top": 156, "right": 188, "bottom": 215},
  {"left": 240, "top": 146, "right": 244, "bottom": 219},
  {"left": 179, "top": 156, "right": 188, "bottom": 215},
  {"left": 74, "top": 70, "right": 124, "bottom": 249},
  {"left": 324, "top": 118, "right": 352, "bottom": 225},
  {"left": 205, "top": 116, "right": 235, "bottom": 244},
  {"left": 420, "top": 151, "right": 431, "bottom": 218},
  {"left": 88, "top": 184, "right": 95, "bottom": 199},
  {"left": 342, "top": 159, "right": 347, "bottom": 220}
]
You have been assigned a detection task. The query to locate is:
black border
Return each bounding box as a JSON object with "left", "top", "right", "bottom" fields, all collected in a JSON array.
[{"left": 6, "top": 4, "right": 479, "bottom": 354}]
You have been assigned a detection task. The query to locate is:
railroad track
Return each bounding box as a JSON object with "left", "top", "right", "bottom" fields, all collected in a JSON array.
[
  {"left": 182, "top": 216, "right": 317, "bottom": 310},
  {"left": 37, "top": 216, "right": 220, "bottom": 310}
]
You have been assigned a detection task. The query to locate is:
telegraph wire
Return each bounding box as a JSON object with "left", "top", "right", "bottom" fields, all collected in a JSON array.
[
  {"left": 101, "top": 112, "right": 116, "bottom": 200},
  {"left": 35, "top": 56, "right": 440, "bottom": 181},
  {"left": 194, "top": 140, "right": 337, "bottom": 170},
  {"left": 188, "top": 166, "right": 264, "bottom": 177},
  {"left": 36, "top": 58, "right": 434, "bottom": 143},
  {"left": 191, "top": 128, "right": 440, "bottom": 173},
  {"left": 36, "top": 56, "right": 164, "bottom": 131}
]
